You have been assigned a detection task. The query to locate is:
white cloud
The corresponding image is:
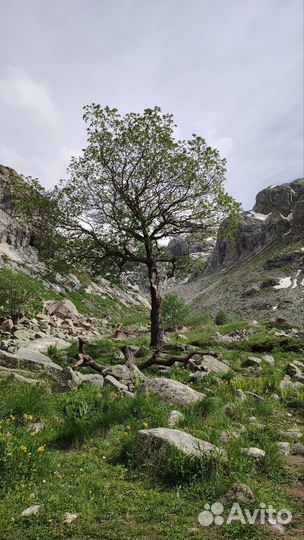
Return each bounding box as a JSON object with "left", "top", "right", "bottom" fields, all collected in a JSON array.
[{"left": 0, "top": 67, "right": 58, "bottom": 128}]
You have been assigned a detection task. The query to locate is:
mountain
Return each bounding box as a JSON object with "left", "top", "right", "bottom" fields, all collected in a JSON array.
[
  {"left": 0, "top": 164, "right": 149, "bottom": 308},
  {"left": 171, "top": 179, "right": 304, "bottom": 324}
]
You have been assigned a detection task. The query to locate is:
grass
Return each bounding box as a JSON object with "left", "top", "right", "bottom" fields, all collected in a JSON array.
[{"left": 0, "top": 317, "right": 303, "bottom": 539}]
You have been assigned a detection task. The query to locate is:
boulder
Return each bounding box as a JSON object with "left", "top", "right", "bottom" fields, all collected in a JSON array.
[
  {"left": 277, "top": 442, "right": 291, "bottom": 456},
  {"left": 0, "top": 348, "right": 61, "bottom": 374},
  {"left": 21, "top": 505, "right": 41, "bottom": 517},
  {"left": 291, "top": 443, "right": 304, "bottom": 455},
  {"left": 242, "top": 356, "right": 262, "bottom": 368},
  {"left": 13, "top": 329, "right": 31, "bottom": 340},
  {"left": 241, "top": 447, "right": 265, "bottom": 459},
  {"left": 193, "top": 354, "right": 229, "bottom": 374},
  {"left": 43, "top": 299, "right": 79, "bottom": 319},
  {"left": 102, "top": 364, "right": 145, "bottom": 383},
  {"left": 286, "top": 363, "right": 304, "bottom": 383},
  {"left": 1, "top": 319, "right": 14, "bottom": 333},
  {"left": 20, "top": 337, "right": 70, "bottom": 353},
  {"left": 279, "top": 375, "right": 304, "bottom": 391},
  {"left": 54, "top": 368, "right": 80, "bottom": 391},
  {"left": 141, "top": 377, "right": 205, "bottom": 405},
  {"left": 104, "top": 375, "right": 129, "bottom": 394},
  {"left": 223, "top": 483, "right": 254, "bottom": 502},
  {"left": 77, "top": 373, "right": 104, "bottom": 388},
  {"left": 135, "top": 428, "right": 223, "bottom": 461}
]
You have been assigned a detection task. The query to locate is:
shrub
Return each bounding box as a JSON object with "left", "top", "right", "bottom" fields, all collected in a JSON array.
[
  {"left": 162, "top": 293, "right": 190, "bottom": 330},
  {"left": 215, "top": 309, "right": 229, "bottom": 325}
]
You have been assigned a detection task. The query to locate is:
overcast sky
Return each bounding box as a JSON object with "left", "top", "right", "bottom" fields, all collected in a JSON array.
[{"left": 0, "top": 0, "right": 303, "bottom": 209}]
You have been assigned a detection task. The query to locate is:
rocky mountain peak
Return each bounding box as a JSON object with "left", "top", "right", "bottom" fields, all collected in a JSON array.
[
  {"left": 253, "top": 178, "right": 304, "bottom": 217},
  {"left": 209, "top": 178, "right": 304, "bottom": 269}
]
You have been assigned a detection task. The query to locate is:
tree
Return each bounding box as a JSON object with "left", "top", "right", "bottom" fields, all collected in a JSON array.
[
  {"left": 162, "top": 293, "right": 190, "bottom": 330},
  {"left": 54, "top": 105, "right": 240, "bottom": 347}
]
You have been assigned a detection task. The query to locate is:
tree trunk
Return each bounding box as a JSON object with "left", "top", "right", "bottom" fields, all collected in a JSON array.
[{"left": 148, "top": 260, "right": 164, "bottom": 348}]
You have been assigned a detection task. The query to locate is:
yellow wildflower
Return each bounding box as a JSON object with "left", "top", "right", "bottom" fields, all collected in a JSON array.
[
  {"left": 37, "top": 445, "right": 46, "bottom": 453},
  {"left": 20, "top": 445, "right": 28, "bottom": 453},
  {"left": 143, "top": 422, "right": 149, "bottom": 429},
  {"left": 6, "top": 452, "right": 13, "bottom": 458}
]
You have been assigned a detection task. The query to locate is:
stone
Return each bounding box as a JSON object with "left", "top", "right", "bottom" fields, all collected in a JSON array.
[
  {"left": 168, "top": 410, "right": 185, "bottom": 427},
  {"left": 104, "top": 375, "right": 129, "bottom": 394},
  {"left": 190, "top": 371, "right": 208, "bottom": 381},
  {"left": 241, "top": 447, "right": 265, "bottom": 459},
  {"left": 135, "top": 428, "right": 224, "bottom": 461},
  {"left": 291, "top": 443, "right": 304, "bottom": 455},
  {"left": 223, "top": 483, "right": 254, "bottom": 502},
  {"left": 277, "top": 442, "right": 291, "bottom": 456},
  {"left": 262, "top": 355, "right": 275, "bottom": 365},
  {"left": 13, "top": 329, "right": 31, "bottom": 340},
  {"left": 1, "top": 319, "right": 14, "bottom": 333},
  {"left": 193, "top": 354, "right": 229, "bottom": 374},
  {"left": 112, "top": 350, "right": 125, "bottom": 361},
  {"left": 0, "top": 348, "right": 61, "bottom": 374},
  {"left": 54, "top": 368, "right": 80, "bottom": 391},
  {"left": 20, "top": 337, "right": 71, "bottom": 353},
  {"left": 219, "top": 431, "right": 238, "bottom": 443},
  {"left": 141, "top": 377, "right": 205, "bottom": 406},
  {"left": 21, "top": 505, "right": 41, "bottom": 517},
  {"left": 43, "top": 299, "right": 79, "bottom": 319},
  {"left": 77, "top": 373, "right": 104, "bottom": 388},
  {"left": 286, "top": 363, "right": 304, "bottom": 383},
  {"left": 64, "top": 512, "right": 78, "bottom": 524},
  {"left": 27, "top": 421, "right": 44, "bottom": 434},
  {"left": 281, "top": 429, "right": 302, "bottom": 440},
  {"left": 0, "top": 370, "right": 39, "bottom": 384},
  {"left": 103, "top": 364, "right": 145, "bottom": 383},
  {"left": 243, "top": 356, "right": 262, "bottom": 367},
  {"left": 280, "top": 375, "right": 304, "bottom": 391},
  {"left": 236, "top": 389, "right": 246, "bottom": 401}
]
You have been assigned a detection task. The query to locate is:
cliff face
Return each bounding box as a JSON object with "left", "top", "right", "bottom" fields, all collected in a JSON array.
[
  {"left": 0, "top": 165, "right": 38, "bottom": 265},
  {"left": 171, "top": 178, "right": 304, "bottom": 325},
  {"left": 209, "top": 179, "right": 304, "bottom": 269}
]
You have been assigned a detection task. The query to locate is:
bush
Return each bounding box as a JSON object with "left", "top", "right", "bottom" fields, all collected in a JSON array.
[
  {"left": 215, "top": 309, "right": 229, "bottom": 325},
  {"left": 162, "top": 293, "right": 190, "bottom": 330}
]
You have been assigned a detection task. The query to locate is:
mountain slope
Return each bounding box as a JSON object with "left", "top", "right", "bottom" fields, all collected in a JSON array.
[{"left": 173, "top": 179, "right": 304, "bottom": 324}]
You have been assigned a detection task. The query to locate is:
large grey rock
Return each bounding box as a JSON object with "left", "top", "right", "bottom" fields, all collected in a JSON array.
[
  {"left": 223, "top": 482, "right": 254, "bottom": 502},
  {"left": 254, "top": 179, "right": 304, "bottom": 216},
  {"left": 43, "top": 299, "right": 79, "bottom": 319},
  {"left": 102, "top": 364, "right": 145, "bottom": 383},
  {"left": 136, "top": 428, "right": 223, "bottom": 460},
  {"left": 77, "top": 373, "right": 104, "bottom": 388},
  {"left": 13, "top": 329, "right": 31, "bottom": 340},
  {"left": 141, "top": 377, "right": 205, "bottom": 405},
  {"left": 193, "top": 354, "right": 229, "bottom": 374},
  {"left": 20, "top": 337, "right": 70, "bottom": 353},
  {"left": 0, "top": 348, "right": 61, "bottom": 374},
  {"left": 104, "top": 375, "right": 129, "bottom": 394},
  {"left": 54, "top": 368, "right": 80, "bottom": 391}
]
